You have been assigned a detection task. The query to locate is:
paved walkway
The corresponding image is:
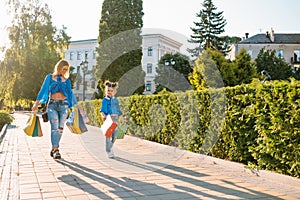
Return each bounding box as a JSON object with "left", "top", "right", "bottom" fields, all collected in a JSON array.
[{"left": 1, "top": 112, "right": 300, "bottom": 200}]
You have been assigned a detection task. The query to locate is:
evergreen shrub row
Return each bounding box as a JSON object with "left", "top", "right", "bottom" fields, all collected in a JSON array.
[{"left": 82, "top": 79, "right": 300, "bottom": 177}]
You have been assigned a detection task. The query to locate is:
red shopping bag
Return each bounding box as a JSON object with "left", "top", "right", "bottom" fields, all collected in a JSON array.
[{"left": 101, "top": 115, "right": 117, "bottom": 137}]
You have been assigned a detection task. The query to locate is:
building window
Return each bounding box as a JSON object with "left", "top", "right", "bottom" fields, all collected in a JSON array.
[
  {"left": 147, "top": 63, "right": 152, "bottom": 74},
  {"left": 247, "top": 50, "right": 253, "bottom": 58},
  {"left": 70, "top": 52, "right": 74, "bottom": 60},
  {"left": 148, "top": 47, "right": 153, "bottom": 56},
  {"left": 294, "top": 50, "right": 300, "bottom": 62},
  {"left": 146, "top": 81, "right": 151, "bottom": 91},
  {"left": 277, "top": 50, "right": 283, "bottom": 59},
  {"left": 77, "top": 52, "right": 81, "bottom": 60}
]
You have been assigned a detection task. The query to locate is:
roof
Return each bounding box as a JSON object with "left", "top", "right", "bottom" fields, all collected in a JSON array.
[{"left": 239, "top": 33, "right": 300, "bottom": 44}]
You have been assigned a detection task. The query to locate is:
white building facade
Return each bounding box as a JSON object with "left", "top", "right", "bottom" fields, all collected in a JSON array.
[
  {"left": 64, "top": 34, "right": 182, "bottom": 100},
  {"left": 64, "top": 39, "right": 98, "bottom": 101},
  {"left": 142, "top": 34, "right": 182, "bottom": 94}
]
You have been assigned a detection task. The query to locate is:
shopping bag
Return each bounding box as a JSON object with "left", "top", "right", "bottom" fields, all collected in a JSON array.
[
  {"left": 77, "top": 105, "right": 89, "bottom": 123},
  {"left": 66, "top": 107, "right": 88, "bottom": 134},
  {"left": 32, "top": 117, "right": 43, "bottom": 137},
  {"left": 24, "top": 114, "right": 43, "bottom": 137},
  {"left": 117, "top": 123, "right": 128, "bottom": 139},
  {"left": 23, "top": 113, "right": 36, "bottom": 136},
  {"left": 101, "top": 115, "right": 117, "bottom": 138},
  {"left": 78, "top": 107, "right": 88, "bottom": 133}
]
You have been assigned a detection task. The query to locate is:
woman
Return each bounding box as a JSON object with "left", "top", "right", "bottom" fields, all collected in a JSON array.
[{"left": 32, "top": 59, "right": 77, "bottom": 159}]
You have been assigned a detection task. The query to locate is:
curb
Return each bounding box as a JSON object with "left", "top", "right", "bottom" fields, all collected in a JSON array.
[{"left": 0, "top": 124, "right": 8, "bottom": 143}]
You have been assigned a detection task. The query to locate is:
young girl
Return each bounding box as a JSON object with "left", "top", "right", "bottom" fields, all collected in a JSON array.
[
  {"left": 32, "top": 59, "right": 77, "bottom": 159},
  {"left": 100, "top": 81, "right": 126, "bottom": 158}
]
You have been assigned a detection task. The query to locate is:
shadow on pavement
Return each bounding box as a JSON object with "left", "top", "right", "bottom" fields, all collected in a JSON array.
[{"left": 57, "top": 159, "right": 196, "bottom": 199}]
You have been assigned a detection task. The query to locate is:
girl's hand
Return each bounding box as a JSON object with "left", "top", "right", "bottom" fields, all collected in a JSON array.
[{"left": 120, "top": 116, "right": 127, "bottom": 123}]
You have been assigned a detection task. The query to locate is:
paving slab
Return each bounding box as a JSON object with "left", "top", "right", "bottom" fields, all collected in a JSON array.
[{"left": 0, "top": 112, "right": 300, "bottom": 200}]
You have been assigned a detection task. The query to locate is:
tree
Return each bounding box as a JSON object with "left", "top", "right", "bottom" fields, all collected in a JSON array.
[
  {"left": 189, "top": 49, "right": 257, "bottom": 89},
  {"left": 255, "top": 48, "right": 295, "bottom": 80},
  {"left": 154, "top": 53, "right": 192, "bottom": 93},
  {"left": 219, "top": 36, "right": 242, "bottom": 55},
  {"left": 188, "top": 0, "right": 227, "bottom": 57},
  {"left": 233, "top": 49, "right": 257, "bottom": 84},
  {"left": 1, "top": 0, "right": 70, "bottom": 106},
  {"left": 95, "top": 0, "right": 145, "bottom": 97},
  {"left": 205, "top": 49, "right": 237, "bottom": 87},
  {"left": 189, "top": 51, "right": 225, "bottom": 90}
]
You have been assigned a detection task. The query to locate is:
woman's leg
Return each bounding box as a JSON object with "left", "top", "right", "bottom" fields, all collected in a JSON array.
[
  {"left": 47, "top": 99, "right": 68, "bottom": 159},
  {"left": 57, "top": 100, "right": 69, "bottom": 143},
  {"left": 48, "top": 103, "right": 60, "bottom": 149}
]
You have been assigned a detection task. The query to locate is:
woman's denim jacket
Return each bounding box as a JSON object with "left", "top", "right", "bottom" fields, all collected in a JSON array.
[{"left": 36, "top": 74, "right": 77, "bottom": 108}]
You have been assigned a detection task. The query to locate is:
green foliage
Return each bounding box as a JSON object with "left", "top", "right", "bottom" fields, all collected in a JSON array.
[
  {"left": 155, "top": 53, "right": 192, "bottom": 93},
  {"left": 1, "top": 0, "right": 70, "bottom": 106},
  {"left": 189, "top": 49, "right": 258, "bottom": 89},
  {"left": 188, "top": 0, "right": 227, "bottom": 57},
  {"left": 0, "top": 111, "right": 14, "bottom": 130},
  {"left": 233, "top": 49, "right": 257, "bottom": 84},
  {"left": 250, "top": 79, "right": 300, "bottom": 177},
  {"left": 255, "top": 48, "right": 296, "bottom": 80},
  {"left": 80, "top": 79, "right": 300, "bottom": 178},
  {"left": 96, "top": 0, "right": 145, "bottom": 96},
  {"left": 189, "top": 51, "right": 225, "bottom": 90}
]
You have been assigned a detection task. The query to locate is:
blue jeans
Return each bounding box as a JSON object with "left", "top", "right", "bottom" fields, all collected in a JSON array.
[
  {"left": 106, "top": 115, "right": 118, "bottom": 153},
  {"left": 48, "top": 99, "right": 69, "bottom": 148}
]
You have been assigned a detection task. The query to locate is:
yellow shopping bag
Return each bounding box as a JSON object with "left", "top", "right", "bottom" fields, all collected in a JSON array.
[
  {"left": 66, "top": 107, "right": 86, "bottom": 134},
  {"left": 23, "top": 113, "right": 43, "bottom": 137},
  {"left": 24, "top": 113, "right": 36, "bottom": 136}
]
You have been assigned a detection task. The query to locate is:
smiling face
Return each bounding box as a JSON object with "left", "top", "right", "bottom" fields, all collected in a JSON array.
[
  {"left": 54, "top": 60, "right": 70, "bottom": 78},
  {"left": 59, "top": 65, "right": 69, "bottom": 76},
  {"left": 106, "top": 87, "right": 115, "bottom": 97}
]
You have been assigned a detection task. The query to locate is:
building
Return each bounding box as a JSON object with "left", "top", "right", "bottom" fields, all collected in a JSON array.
[
  {"left": 232, "top": 29, "right": 300, "bottom": 70},
  {"left": 64, "top": 39, "right": 98, "bottom": 101},
  {"left": 64, "top": 34, "right": 182, "bottom": 100},
  {"left": 142, "top": 34, "right": 182, "bottom": 94}
]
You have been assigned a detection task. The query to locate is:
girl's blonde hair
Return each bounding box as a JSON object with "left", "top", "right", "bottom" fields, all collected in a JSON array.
[
  {"left": 104, "top": 80, "right": 118, "bottom": 96},
  {"left": 53, "top": 59, "right": 70, "bottom": 79}
]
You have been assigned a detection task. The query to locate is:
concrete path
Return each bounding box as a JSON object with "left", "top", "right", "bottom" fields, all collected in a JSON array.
[{"left": 1, "top": 112, "right": 300, "bottom": 200}]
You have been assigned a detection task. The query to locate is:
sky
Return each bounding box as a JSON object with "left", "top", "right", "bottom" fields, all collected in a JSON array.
[{"left": 1, "top": 0, "right": 300, "bottom": 59}]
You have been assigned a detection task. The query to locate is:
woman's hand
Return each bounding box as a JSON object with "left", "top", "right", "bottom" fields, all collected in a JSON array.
[
  {"left": 32, "top": 104, "right": 38, "bottom": 113},
  {"left": 31, "top": 101, "right": 39, "bottom": 113}
]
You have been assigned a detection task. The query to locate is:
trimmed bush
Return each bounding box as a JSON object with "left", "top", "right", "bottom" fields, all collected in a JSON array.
[{"left": 0, "top": 110, "right": 14, "bottom": 130}]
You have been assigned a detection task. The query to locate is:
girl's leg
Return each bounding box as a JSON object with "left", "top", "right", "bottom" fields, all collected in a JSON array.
[
  {"left": 106, "top": 137, "right": 112, "bottom": 153},
  {"left": 106, "top": 116, "right": 118, "bottom": 158}
]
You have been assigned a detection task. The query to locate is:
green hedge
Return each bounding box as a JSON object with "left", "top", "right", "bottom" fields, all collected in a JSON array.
[
  {"left": 0, "top": 110, "right": 14, "bottom": 130},
  {"left": 81, "top": 80, "right": 300, "bottom": 178}
]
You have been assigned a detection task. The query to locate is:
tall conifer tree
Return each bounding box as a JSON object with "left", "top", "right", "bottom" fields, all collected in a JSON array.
[
  {"left": 95, "top": 0, "right": 145, "bottom": 97},
  {"left": 188, "top": 0, "right": 226, "bottom": 57}
]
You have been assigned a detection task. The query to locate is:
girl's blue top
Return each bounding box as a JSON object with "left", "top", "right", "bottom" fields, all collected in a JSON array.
[
  {"left": 100, "top": 96, "right": 122, "bottom": 116},
  {"left": 36, "top": 74, "right": 77, "bottom": 108}
]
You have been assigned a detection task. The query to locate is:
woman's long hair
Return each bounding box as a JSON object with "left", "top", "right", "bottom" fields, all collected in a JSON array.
[{"left": 53, "top": 59, "right": 70, "bottom": 79}]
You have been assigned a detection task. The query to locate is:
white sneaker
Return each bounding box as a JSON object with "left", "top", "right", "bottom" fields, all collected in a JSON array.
[{"left": 108, "top": 150, "right": 114, "bottom": 158}]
